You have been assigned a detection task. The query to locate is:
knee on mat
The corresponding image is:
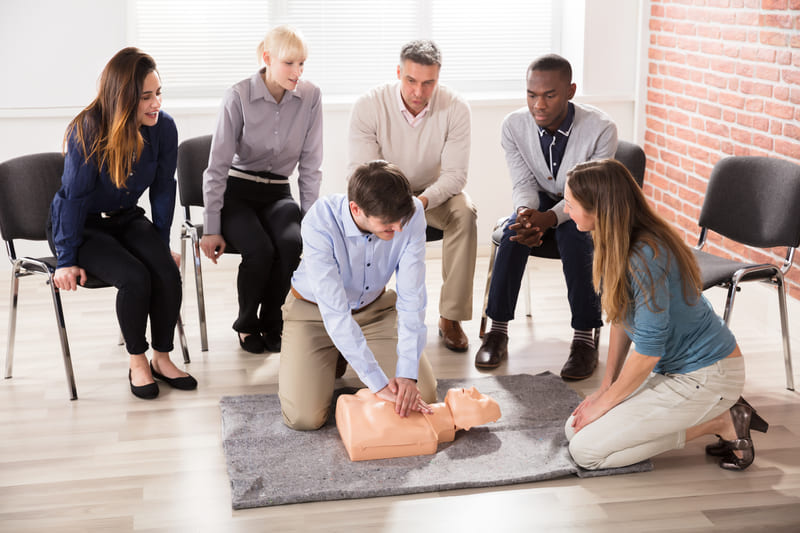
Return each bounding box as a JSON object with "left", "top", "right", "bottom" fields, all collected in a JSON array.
[
  {"left": 568, "top": 436, "right": 606, "bottom": 471},
  {"left": 281, "top": 404, "right": 328, "bottom": 431}
]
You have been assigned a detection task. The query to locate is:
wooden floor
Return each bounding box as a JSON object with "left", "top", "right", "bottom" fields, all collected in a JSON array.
[{"left": 1, "top": 252, "right": 799, "bottom": 532}]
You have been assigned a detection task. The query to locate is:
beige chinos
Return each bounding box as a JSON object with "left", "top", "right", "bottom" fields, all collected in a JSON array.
[
  {"left": 279, "top": 290, "right": 437, "bottom": 431},
  {"left": 422, "top": 192, "right": 478, "bottom": 321}
]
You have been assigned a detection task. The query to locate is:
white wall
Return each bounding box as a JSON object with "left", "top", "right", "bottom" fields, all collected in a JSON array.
[{"left": 0, "top": 0, "right": 646, "bottom": 248}]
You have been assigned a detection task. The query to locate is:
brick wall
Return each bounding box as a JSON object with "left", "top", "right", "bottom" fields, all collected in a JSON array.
[{"left": 645, "top": 0, "right": 800, "bottom": 300}]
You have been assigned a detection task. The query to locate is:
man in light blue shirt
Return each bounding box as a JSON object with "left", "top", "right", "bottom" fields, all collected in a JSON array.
[{"left": 279, "top": 160, "right": 437, "bottom": 430}]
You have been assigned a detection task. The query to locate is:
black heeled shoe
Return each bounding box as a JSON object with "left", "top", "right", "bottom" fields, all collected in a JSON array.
[
  {"left": 129, "top": 369, "right": 159, "bottom": 400},
  {"left": 239, "top": 332, "right": 265, "bottom": 354},
  {"left": 717, "top": 397, "right": 769, "bottom": 471},
  {"left": 706, "top": 397, "right": 768, "bottom": 457},
  {"left": 150, "top": 362, "right": 197, "bottom": 391}
]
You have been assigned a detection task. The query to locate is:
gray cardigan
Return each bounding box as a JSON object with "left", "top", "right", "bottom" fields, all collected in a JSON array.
[{"left": 501, "top": 102, "right": 618, "bottom": 225}]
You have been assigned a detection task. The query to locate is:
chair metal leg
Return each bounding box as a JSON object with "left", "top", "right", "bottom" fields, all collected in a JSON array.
[
  {"left": 722, "top": 282, "right": 738, "bottom": 324},
  {"left": 523, "top": 265, "right": 532, "bottom": 318},
  {"left": 775, "top": 273, "right": 794, "bottom": 391},
  {"left": 176, "top": 315, "right": 190, "bottom": 364},
  {"left": 5, "top": 263, "right": 21, "bottom": 378},
  {"left": 479, "top": 242, "right": 498, "bottom": 338},
  {"left": 48, "top": 278, "right": 78, "bottom": 400},
  {"left": 190, "top": 232, "right": 209, "bottom": 351}
]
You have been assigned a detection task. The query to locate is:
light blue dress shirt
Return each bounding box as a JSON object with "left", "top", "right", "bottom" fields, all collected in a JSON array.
[{"left": 291, "top": 194, "right": 427, "bottom": 392}]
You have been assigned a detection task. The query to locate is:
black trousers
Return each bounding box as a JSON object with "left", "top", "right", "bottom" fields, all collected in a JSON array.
[
  {"left": 49, "top": 207, "right": 182, "bottom": 355},
  {"left": 221, "top": 178, "right": 302, "bottom": 335}
]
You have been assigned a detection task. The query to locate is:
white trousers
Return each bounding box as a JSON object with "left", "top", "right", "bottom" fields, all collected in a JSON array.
[{"left": 565, "top": 356, "right": 745, "bottom": 470}]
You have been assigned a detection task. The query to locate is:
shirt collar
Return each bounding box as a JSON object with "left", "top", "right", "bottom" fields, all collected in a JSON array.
[
  {"left": 396, "top": 83, "right": 430, "bottom": 126},
  {"left": 537, "top": 102, "right": 575, "bottom": 138},
  {"left": 340, "top": 195, "right": 367, "bottom": 238},
  {"left": 250, "top": 67, "right": 301, "bottom": 104}
]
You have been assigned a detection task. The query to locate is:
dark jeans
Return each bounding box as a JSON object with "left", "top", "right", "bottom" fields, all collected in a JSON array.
[
  {"left": 221, "top": 177, "right": 301, "bottom": 335},
  {"left": 49, "top": 207, "right": 182, "bottom": 354},
  {"left": 485, "top": 192, "right": 602, "bottom": 330}
]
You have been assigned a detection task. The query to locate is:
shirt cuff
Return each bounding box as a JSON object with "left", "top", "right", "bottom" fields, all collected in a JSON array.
[
  {"left": 204, "top": 212, "right": 222, "bottom": 235},
  {"left": 360, "top": 367, "right": 390, "bottom": 393},
  {"left": 394, "top": 356, "right": 420, "bottom": 382}
]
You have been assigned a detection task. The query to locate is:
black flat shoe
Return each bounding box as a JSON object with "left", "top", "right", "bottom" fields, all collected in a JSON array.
[
  {"left": 239, "top": 332, "right": 265, "bottom": 354},
  {"left": 129, "top": 369, "right": 159, "bottom": 400},
  {"left": 150, "top": 362, "right": 197, "bottom": 391},
  {"left": 261, "top": 330, "right": 281, "bottom": 353},
  {"left": 718, "top": 397, "right": 769, "bottom": 471},
  {"left": 706, "top": 397, "right": 768, "bottom": 457}
]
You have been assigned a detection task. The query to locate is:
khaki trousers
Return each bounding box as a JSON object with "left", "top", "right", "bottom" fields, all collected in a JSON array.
[
  {"left": 423, "top": 192, "right": 478, "bottom": 321},
  {"left": 278, "top": 290, "right": 437, "bottom": 430}
]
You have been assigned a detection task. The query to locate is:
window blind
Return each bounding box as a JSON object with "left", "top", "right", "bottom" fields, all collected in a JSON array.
[{"left": 132, "top": 0, "right": 557, "bottom": 98}]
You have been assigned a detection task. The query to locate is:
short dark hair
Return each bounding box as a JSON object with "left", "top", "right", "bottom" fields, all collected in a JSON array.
[
  {"left": 348, "top": 160, "right": 416, "bottom": 224},
  {"left": 400, "top": 40, "right": 442, "bottom": 66},
  {"left": 527, "top": 53, "right": 572, "bottom": 82}
]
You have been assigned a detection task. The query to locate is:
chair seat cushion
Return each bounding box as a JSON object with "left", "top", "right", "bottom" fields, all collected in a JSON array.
[{"left": 693, "top": 249, "right": 779, "bottom": 289}]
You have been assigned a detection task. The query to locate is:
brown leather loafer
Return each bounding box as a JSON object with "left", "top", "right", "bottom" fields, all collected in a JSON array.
[
  {"left": 439, "top": 317, "right": 468, "bottom": 352},
  {"left": 474, "top": 331, "right": 508, "bottom": 369},
  {"left": 560, "top": 341, "right": 599, "bottom": 380}
]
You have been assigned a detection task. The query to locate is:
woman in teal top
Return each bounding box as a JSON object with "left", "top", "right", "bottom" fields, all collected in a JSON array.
[{"left": 563, "top": 159, "right": 767, "bottom": 471}]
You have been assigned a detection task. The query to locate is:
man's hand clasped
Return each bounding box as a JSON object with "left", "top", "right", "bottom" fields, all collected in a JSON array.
[{"left": 508, "top": 208, "right": 557, "bottom": 248}]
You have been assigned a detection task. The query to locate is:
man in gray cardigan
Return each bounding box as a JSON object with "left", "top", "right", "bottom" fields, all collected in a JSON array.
[{"left": 475, "top": 54, "right": 618, "bottom": 379}]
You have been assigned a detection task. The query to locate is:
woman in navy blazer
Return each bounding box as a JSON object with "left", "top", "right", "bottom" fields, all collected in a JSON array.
[{"left": 49, "top": 47, "right": 196, "bottom": 399}]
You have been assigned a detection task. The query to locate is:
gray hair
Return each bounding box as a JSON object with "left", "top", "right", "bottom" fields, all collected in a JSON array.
[{"left": 400, "top": 40, "right": 442, "bottom": 66}]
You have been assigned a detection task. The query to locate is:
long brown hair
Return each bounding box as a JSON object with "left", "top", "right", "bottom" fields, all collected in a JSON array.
[
  {"left": 566, "top": 159, "right": 702, "bottom": 324},
  {"left": 64, "top": 47, "right": 158, "bottom": 188}
]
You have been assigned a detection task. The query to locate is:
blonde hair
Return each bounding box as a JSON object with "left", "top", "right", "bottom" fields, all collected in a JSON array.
[
  {"left": 256, "top": 25, "right": 308, "bottom": 65},
  {"left": 64, "top": 47, "right": 157, "bottom": 189},
  {"left": 566, "top": 159, "right": 702, "bottom": 325}
]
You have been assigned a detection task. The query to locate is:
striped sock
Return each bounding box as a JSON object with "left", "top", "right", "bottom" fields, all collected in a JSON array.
[
  {"left": 573, "top": 329, "right": 595, "bottom": 348},
  {"left": 490, "top": 320, "right": 509, "bottom": 335}
]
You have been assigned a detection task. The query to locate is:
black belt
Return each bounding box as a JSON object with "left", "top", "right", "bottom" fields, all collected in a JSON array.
[{"left": 95, "top": 206, "right": 137, "bottom": 219}]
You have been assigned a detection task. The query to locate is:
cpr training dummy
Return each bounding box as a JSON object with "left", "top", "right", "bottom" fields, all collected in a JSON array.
[{"left": 336, "top": 386, "right": 502, "bottom": 461}]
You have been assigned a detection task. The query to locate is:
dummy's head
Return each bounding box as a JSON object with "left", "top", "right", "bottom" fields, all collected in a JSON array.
[{"left": 445, "top": 387, "right": 502, "bottom": 430}]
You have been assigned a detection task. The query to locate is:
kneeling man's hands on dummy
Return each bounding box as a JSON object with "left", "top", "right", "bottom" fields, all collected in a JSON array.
[{"left": 376, "top": 377, "right": 433, "bottom": 418}]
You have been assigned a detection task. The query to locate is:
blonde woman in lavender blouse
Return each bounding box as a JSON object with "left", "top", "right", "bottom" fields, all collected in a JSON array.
[{"left": 200, "top": 25, "right": 322, "bottom": 354}]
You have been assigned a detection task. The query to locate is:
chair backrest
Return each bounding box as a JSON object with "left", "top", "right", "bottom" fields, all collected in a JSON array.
[
  {"left": 0, "top": 152, "right": 64, "bottom": 242},
  {"left": 698, "top": 156, "right": 800, "bottom": 249},
  {"left": 177, "top": 134, "right": 213, "bottom": 212},
  {"left": 614, "top": 140, "right": 646, "bottom": 188}
]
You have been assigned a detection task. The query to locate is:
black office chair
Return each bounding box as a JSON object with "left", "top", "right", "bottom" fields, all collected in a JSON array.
[
  {"left": 693, "top": 156, "right": 800, "bottom": 391},
  {"left": 0, "top": 152, "right": 189, "bottom": 400},
  {"left": 479, "top": 140, "right": 647, "bottom": 337}
]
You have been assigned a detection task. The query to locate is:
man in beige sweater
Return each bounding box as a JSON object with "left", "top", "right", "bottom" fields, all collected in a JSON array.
[{"left": 348, "top": 40, "right": 477, "bottom": 353}]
